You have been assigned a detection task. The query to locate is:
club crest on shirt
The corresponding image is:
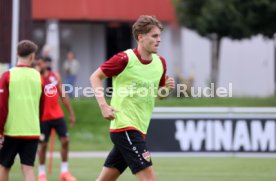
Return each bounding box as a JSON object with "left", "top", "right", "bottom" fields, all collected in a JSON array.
[{"left": 142, "top": 151, "right": 151, "bottom": 162}]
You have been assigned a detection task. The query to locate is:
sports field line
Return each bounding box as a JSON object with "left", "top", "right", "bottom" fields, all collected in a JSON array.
[{"left": 48, "top": 151, "right": 276, "bottom": 158}]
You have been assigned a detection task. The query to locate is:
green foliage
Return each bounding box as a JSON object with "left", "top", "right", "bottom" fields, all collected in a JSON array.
[
  {"left": 174, "top": 0, "right": 276, "bottom": 39},
  {"left": 243, "top": 0, "right": 276, "bottom": 38},
  {"left": 174, "top": 0, "right": 276, "bottom": 87}
]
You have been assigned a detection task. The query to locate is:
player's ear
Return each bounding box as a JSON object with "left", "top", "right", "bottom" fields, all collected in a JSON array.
[{"left": 138, "top": 34, "right": 144, "bottom": 42}]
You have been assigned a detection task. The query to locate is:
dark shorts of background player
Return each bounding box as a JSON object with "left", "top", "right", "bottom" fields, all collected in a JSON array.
[
  {"left": 104, "top": 130, "right": 152, "bottom": 174},
  {"left": 40, "top": 117, "right": 68, "bottom": 143},
  {"left": 0, "top": 137, "right": 38, "bottom": 168}
]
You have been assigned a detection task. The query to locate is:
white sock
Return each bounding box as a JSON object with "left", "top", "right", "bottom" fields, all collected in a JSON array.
[
  {"left": 61, "top": 162, "right": 69, "bottom": 173},
  {"left": 39, "top": 164, "right": 46, "bottom": 176}
]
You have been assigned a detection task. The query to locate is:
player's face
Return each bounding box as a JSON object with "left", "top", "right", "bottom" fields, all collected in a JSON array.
[
  {"left": 67, "top": 52, "right": 74, "bottom": 60},
  {"left": 35, "top": 59, "right": 47, "bottom": 72},
  {"left": 140, "top": 26, "right": 161, "bottom": 54}
]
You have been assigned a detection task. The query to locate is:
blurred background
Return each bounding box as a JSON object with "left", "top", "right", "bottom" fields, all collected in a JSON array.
[
  {"left": 0, "top": 0, "right": 276, "bottom": 180},
  {"left": 0, "top": 0, "right": 275, "bottom": 97}
]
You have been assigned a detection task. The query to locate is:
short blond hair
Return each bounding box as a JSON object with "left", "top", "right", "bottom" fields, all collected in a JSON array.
[{"left": 132, "top": 15, "right": 163, "bottom": 41}]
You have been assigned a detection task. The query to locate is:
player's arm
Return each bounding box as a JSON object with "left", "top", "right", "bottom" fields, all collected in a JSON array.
[
  {"left": 90, "top": 68, "right": 118, "bottom": 120},
  {"left": 0, "top": 71, "right": 10, "bottom": 148},
  {"left": 39, "top": 77, "right": 45, "bottom": 120},
  {"left": 158, "top": 76, "right": 175, "bottom": 99},
  {"left": 55, "top": 72, "right": 76, "bottom": 127},
  {"left": 157, "top": 57, "right": 175, "bottom": 99},
  {"left": 89, "top": 52, "right": 127, "bottom": 120}
]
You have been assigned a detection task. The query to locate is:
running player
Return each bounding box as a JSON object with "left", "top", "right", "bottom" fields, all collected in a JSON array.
[
  {"left": 0, "top": 40, "right": 44, "bottom": 181},
  {"left": 90, "top": 15, "right": 175, "bottom": 181},
  {"left": 35, "top": 56, "right": 77, "bottom": 181}
]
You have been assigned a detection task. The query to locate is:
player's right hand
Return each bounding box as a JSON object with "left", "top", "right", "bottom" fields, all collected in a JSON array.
[
  {"left": 100, "top": 104, "right": 119, "bottom": 121},
  {"left": 69, "top": 113, "right": 76, "bottom": 128},
  {"left": 0, "top": 134, "right": 4, "bottom": 149}
]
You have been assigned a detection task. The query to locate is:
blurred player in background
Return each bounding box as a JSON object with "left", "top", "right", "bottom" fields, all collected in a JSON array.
[
  {"left": 90, "top": 15, "right": 175, "bottom": 181},
  {"left": 35, "top": 56, "right": 77, "bottom": 181},
  {"left": 0, "top": 40, "right": 44, "bottom": 181},
  {"left": 63, "top": 51, "right": 80, "bottom": 98}
]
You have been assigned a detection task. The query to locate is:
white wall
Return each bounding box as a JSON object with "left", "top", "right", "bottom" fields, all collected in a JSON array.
[
  {"left": 181, "top": 28, "right": 211, "bottom": 87},
  {"left": 159, "top": 24, "right": 183, "bottom": 77},
  {"left": 219, "top": 36, "right": 274, "bottom": 97},
  {"left": 181, "top": 28, "right": 274, "bottom": 97}
]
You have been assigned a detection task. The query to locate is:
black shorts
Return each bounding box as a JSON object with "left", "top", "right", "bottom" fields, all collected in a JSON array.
[
  {"left": 40, "top": 117, "right": 68, "bottom": 142},
  {"left": 0, "top": 137, "right": 38, "bottom": 168},
  {"left": 104, "top": 130, "right": 152, "bottom": 174}
]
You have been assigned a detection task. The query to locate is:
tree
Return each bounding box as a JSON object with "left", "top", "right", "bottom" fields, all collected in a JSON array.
[
  {"left": 174, "top": 0, "right": 276, "bottom": 90},
  {"left": 243, "top": 0, "right": 276, "bottom": 38},
  {"left": 244, "top": 0, "right": 276, "bottom": 94}
]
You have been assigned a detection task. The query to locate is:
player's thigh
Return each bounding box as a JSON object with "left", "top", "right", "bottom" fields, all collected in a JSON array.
[
  {"left": 110, "top": 130, "right": 153, "bottom": 175},
  {"left": 39, "top": 121, "right": 51, "bottom": 143},
  {"left": 104, "top": 146, "right": 128, "bottom": 174},
  {"left": 0, "top": 137, "right": 20, "bottom": 168},
  {"left": 52, "top": 118, "right": 68, "bottom": 139},
  {"left": 18, "top": 139, "right": 38, "bottom": 166}
]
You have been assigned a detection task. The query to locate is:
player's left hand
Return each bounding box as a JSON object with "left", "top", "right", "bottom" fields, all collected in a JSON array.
[
  {"left": 0, "top": 134, "right": 4, "bottom": 149},
  {"left": 165, "top": 75, "right": 175, "bottom": 90},
  {"left": 69, "top": 114, "right": 76, "bottom": 128}
]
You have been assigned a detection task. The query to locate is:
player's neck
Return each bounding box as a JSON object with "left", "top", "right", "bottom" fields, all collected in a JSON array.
[
  {"left": 137, "top": 46, "right": 152, "bottom": 61},
  {"left": 17, "top": 59, "right": 31, "bottom": 66}
]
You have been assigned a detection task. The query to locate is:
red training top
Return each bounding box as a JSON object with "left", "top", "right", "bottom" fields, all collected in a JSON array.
[{"left": 41, "top": 71, "right": 64, "bottom": 121}]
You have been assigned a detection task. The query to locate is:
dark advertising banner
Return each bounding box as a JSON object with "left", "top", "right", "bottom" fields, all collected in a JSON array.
[{"left": 147, "top": 118, "right": 276, "bottom": 152}]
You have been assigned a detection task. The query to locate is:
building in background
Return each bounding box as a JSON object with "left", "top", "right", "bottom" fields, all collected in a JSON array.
[
  {"left": 0, "top": 0, "right": 274, "bottom": 97},
  {"left": 31, "top": 0, "right": 180, "bottom": 94},
  {"left": 0, "top": 0, "right": 32, "bottom": 64}
]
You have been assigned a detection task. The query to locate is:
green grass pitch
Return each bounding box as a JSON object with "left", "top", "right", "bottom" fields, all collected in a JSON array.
[{"left": 9, "top": 157, "right": 276, "bottom": 181}]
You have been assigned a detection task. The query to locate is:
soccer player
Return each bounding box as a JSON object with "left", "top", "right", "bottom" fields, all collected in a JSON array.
[
  {"left": 90, "top": 15, "right": 175, "bottom": 181},
  {"left": 0, "top": 40, "right": 44, "bottom": 181},
  {"left": 35, "top": 57, "right": 77, "bottom": 181}
]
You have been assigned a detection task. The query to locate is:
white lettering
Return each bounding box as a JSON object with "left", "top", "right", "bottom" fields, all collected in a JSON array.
[
  {"left": 214, "top": 120, "right": 232, "bottom": 151},
  {"left": 251, "top": 120, "right": 276, "bottom": 151},
  {"left": 228, "top": 83, "right": 233, "bottom": 97},
  {"left": 233, "top": 120, "right": 251, "bottom": 151},
  {"left": 74, "top": 86, "right": 83, "bottom": 97},
  {"left": 191, "top": 87, "right": 202, "bottom": 98},
  {"left": 176, "top": 84, "right": 188, "bottom": 97},
  {"left": 175, "top": 120, "right": 205, "bottom": 151},
  {"left": 202, "top": 83, "right": 215, "bottom": 97},
  {"left": 216, "top": 87, "right": 227, "bottom": 97},
  {"left": 61, "top": 84, "right": 73, "bottom": 97},
  {"left": 205, "top": 120, "right": 213, "bottom": 151},
  {"left": 83, "top": 87, "right": 94, "bottom": 97}
]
